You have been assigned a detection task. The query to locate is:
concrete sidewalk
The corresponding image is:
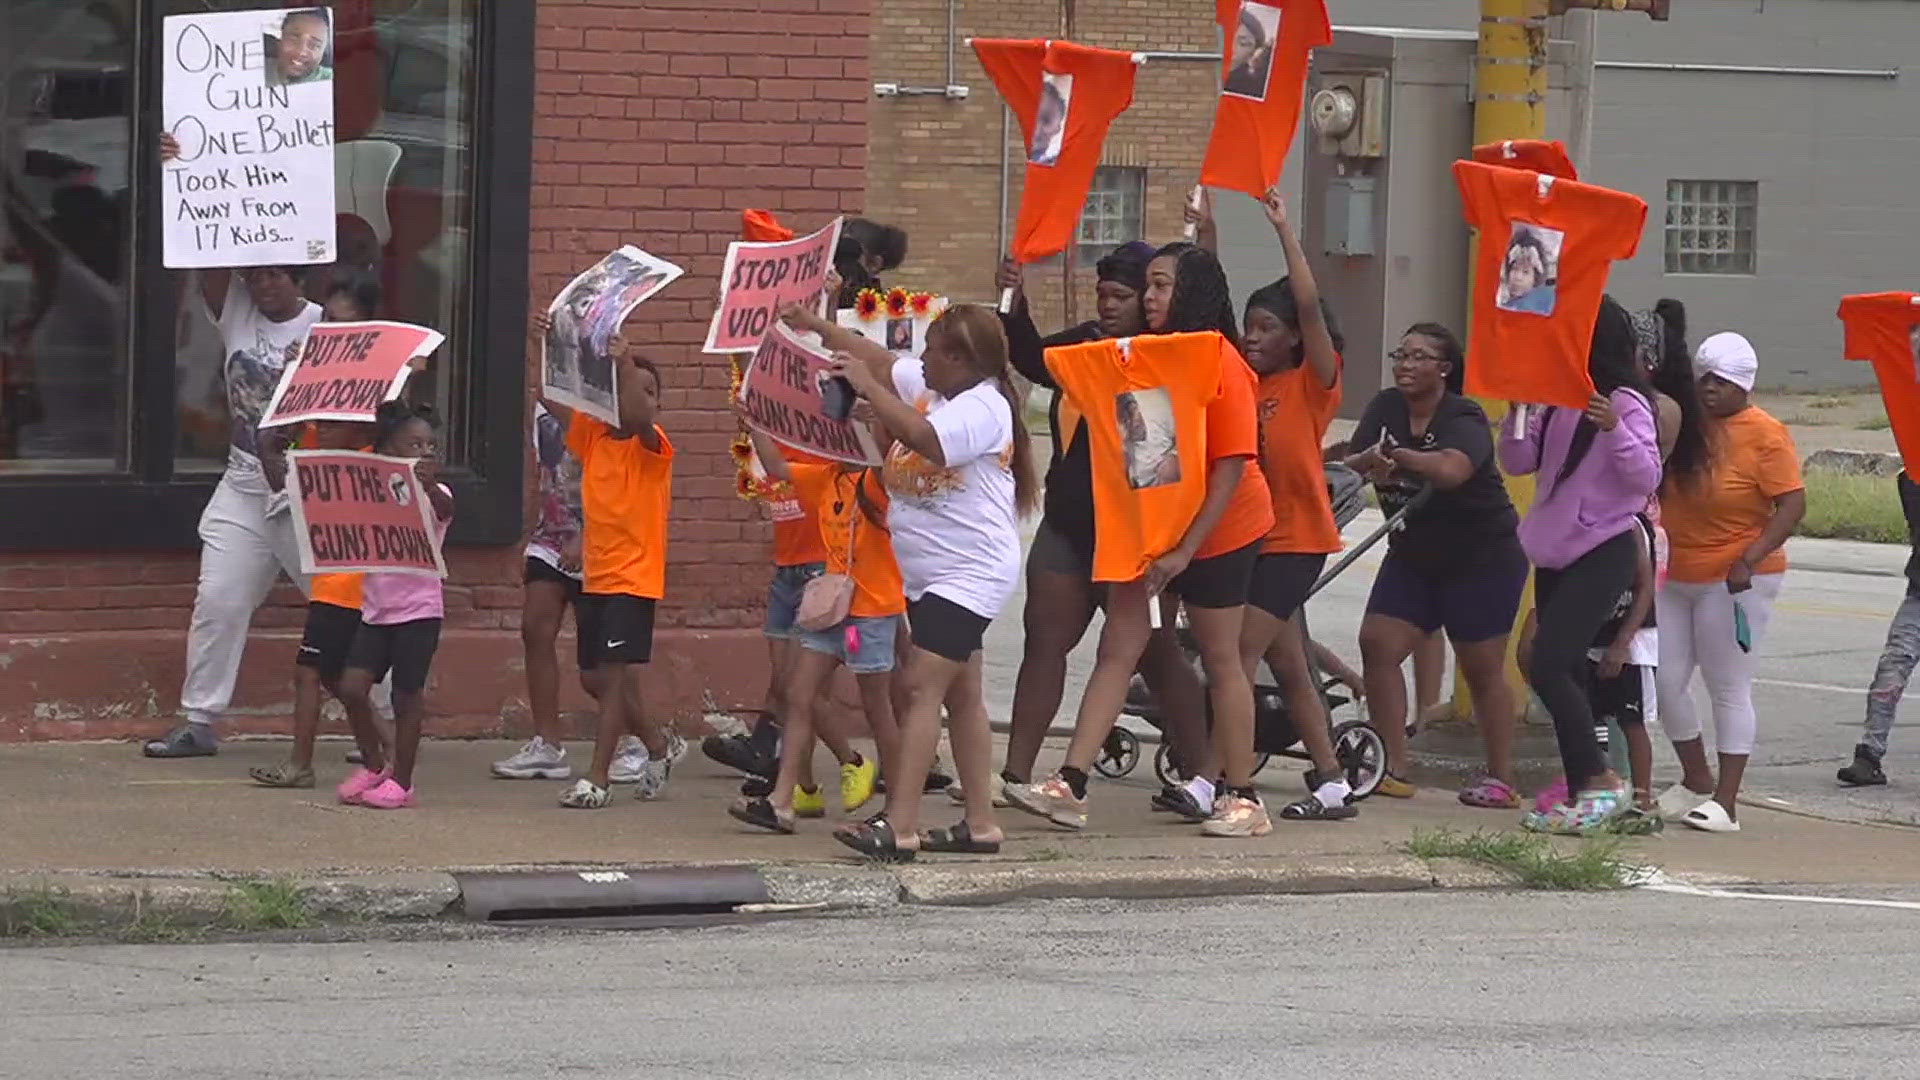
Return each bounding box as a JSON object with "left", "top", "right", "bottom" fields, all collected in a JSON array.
[{"left": 4, "top": 737, "right": 1918, "bottom": 924}]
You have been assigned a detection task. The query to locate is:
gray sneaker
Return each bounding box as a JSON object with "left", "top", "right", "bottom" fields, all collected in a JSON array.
[
  {"left": 634, "top": 734, "right": 687, "bottom": 801},
  {"left": 492, "top": 736, "right": 571, "bottom": 780},
  {"left": 608, "top": 735, "right": 648, "bottom": 784},
  {"left": 143, "top": 724, "right": 217, "bottom": 758}
]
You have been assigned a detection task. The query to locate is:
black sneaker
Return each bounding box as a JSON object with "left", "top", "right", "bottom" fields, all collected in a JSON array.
[
  {"left": 1151, "top": 784, "right": 1212, "bottom": 822},
  {"left": 1838, "top": 744, "right": 1887, "bottom": 787},
  {"left": 924, "top": 758, "right": 955, "bottom": 794},
  {"left": 703, "top": 733, "right": 777, "bottom": 779},
  {"left": 739, "top": 775, "right": 774, "bottom": 798}
]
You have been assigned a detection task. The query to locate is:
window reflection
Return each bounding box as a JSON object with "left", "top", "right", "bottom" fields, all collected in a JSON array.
[
  {"left": 173, "top": 0, "right": 474, "bottom": 470},
  {"left": 0, "top": 0, "right": 134, "bottom": 469}
]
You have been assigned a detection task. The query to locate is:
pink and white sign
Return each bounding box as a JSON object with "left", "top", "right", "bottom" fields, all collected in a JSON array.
[
  {"left": 703, "top": 217, "right": 842, "bottom": 354},
  {"left": 286, "top": 449, "right": 447, "bottom": 577},
  {"left": 259, "top": 320, "right": 442, "bottom": 427},
  {"left": 737, "top": 321, "right": 883, "bottom": 466}
]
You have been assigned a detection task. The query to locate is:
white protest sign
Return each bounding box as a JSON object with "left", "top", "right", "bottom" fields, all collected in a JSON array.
[{"left": 162, "top": 6, "right": 338, "bottom": 268}]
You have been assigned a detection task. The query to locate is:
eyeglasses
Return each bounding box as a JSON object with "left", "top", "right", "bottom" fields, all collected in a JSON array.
[{"left": 1387, "top": 349, "right": 1442, "bottom": 367}]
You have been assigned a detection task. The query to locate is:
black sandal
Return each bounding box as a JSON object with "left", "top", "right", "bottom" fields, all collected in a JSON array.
[
  {"left": 833, "top": 816, "right": 917, "bottom": 862},
  {"left": 1279, "top": 793, "right": 1357, "bottom": 821},
  {"left": 727, "top": 797, "right": 794, "bottom": 835},
  {"left": 920, "top": 820, "right": 1002, "bottom": 854}
]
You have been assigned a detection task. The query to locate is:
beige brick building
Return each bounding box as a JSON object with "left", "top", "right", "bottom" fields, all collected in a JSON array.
[{"left": 863, "top": 0, "right": 1226, "bottom": 331}]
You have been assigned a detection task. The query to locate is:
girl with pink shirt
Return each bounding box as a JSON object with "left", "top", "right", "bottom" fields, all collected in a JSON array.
[{"left": 336, "top": 401, "right": 455, "bottom": 809}]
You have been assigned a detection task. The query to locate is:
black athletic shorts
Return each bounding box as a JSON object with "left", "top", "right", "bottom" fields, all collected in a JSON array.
[
  {"left": 1248, "top": 552, "right": 1328, "bottom": 621},
  {"left": 346, "top": 618, "right": 443, "bottom": 695},
  {"left": 906, "top": 592, "right": 992, "bottom": 663},
  {"left": 524, "top": 555, "right": 583, "bottom": 597},
  {"left": 1168, "top": 539, "right": 1260, "bottom": 610},
  {"left": 577, "top": 592, "right": 657, "bottom": 665},
  {"left": 296, "top": 601, "right": 361, "bottom": 681}
]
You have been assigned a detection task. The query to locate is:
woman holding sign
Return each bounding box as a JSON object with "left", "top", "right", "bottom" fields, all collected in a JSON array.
[
  {"left": 146, "top": 133, "right": 325, "bottom": 759},
  {"left": 782, "top": 303, "right": 1036, "bottom": 860}
]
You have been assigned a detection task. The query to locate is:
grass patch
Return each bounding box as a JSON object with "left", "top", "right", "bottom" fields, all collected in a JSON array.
[
  {"left": 1857, "top": 415, "right": 1892, "bottom": 432},
  {"left": 1, "top": 885, "right": 82, "bottom": 938},
  {"left": 220, "top": 878, "right": 314, "bottom": 932},
  {"left": 1805, "top": 395, "right": 1853, "bottom": 410},
  {"left": 1407, "top": 828, "right": 1631, "bottom": 890},
  {"left": 1798, "top": 468, "right": 1908, "bottom": 543}
]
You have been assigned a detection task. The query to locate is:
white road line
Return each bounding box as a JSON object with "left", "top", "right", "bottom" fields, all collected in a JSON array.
[{"left": 1643, "top": 881, "right": 1920, "bottom": 912}]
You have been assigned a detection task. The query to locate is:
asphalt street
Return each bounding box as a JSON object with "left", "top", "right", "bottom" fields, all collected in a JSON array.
[
  {"left": 983, "top": 509, "right": 1920, "bottom": 826},
  {"left": 8, "top": 889, "right": 1919, "bottom": 1079}
]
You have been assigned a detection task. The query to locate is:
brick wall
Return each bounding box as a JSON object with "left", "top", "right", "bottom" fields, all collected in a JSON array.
[
  {"left": 1, "top": 0, "right": 874, "bottom": 741},
  {"left": 863, "top": 0, "right": 1221, "bottom": 326}
]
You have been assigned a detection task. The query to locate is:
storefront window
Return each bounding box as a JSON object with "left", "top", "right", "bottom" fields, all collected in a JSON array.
[
  {"left": 0, "top": 0, "right": 135, "bottom": 471},
  {"left": 171, "top": 0, "right": 477, "bottom": 471}
]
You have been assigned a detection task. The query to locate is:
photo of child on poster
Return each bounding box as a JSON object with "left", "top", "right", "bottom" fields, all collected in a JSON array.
[
  {"left": 1029, "top": 72, "right": 1071, "bottom": 167},
  {"left": 264, "top": 7, "right": 333, "bottom": 87},
  {"left": 542, "top": 246, "right": 683, "bottom": 425},
  {"left": 1117, "top": 387, "right": 1180, "bottom": 489},
  {"left": 1223, "top": 1, "right": 1282, "bottom": 101},
  {"left": 1496, "top": 221, "right": 1563, "bottom": 316}
]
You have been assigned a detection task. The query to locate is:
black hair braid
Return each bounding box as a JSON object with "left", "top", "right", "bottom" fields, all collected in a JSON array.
[{"left": 1154, "top": 242, "right": 1242, "bottom": 353}]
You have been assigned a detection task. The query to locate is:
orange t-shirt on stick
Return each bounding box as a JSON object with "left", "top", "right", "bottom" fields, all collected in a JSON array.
[
  {"left": 1453, "top": 160, "right": 1647, "bottom": 410},
  {"left": 1840, "top": 292, "right": 1920, "bottom": 474},
  {"left": 1047, "top": 331, "right": 1263, "bottom": 582},
  {"left": 567, "top": 415, "right": 675, "bottom": 600},
  {"left": 971, "top": 39, "right": 1139, "bottom": 264},
  {"left": 1201, "top": 0, "right": 1332, "bottom": 199},
  {"left": 1470, "top": 139, "right": 1578, "bottom": 181}
]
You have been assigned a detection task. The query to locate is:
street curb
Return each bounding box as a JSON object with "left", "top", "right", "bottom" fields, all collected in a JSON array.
[{"left": 1, "top": 855, "right": 1536, "bottom": 935}]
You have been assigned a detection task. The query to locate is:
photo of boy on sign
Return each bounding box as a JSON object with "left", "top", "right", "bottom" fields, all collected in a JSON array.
[
  {"left": 1497, "top": 222, "right": 1563, "bottom": 317},
  {"left": 265, "top": 7, "right": 333, "bottom": 87},
  {"left": 1223, "top": 1, "right": 1282, "bottom": 101},
  {"left": 1029, "top": 73, "right": 1071, "bottom": 167}
]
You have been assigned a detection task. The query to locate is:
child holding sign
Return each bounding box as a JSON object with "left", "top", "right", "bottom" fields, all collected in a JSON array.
[
  {"left": 547, "top": 332, "right": 687, "bottom": 809},
  {"left": 335, "top": 402, "right": 454, "bottom": 810}
]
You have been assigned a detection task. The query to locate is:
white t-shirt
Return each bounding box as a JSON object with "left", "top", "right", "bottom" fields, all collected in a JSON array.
[
  {"left": 212, "top": 274, "right": 322, "bottom": 494},
  {"left": 881, "top": 359, "right": 1022, "bottom": 620}
]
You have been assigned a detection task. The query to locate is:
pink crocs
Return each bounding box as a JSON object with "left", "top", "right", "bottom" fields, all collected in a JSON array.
[
  {"left": 358, "top": 778, "right": 415, "bottom": 810},
  {"left": 336, "top": 767, "right": 387, "bottom": 805}
]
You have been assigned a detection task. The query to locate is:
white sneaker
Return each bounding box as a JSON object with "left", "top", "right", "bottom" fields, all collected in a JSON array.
[
  {"left": 559, "top": 778, "right": 610, "bottom": 809},
  {"left": 608, "top": 735, "right": 649, "bottom": 784},
  {"left": 492, "top": 737, "right": 571, "bottom": 780},
  {"left": 1654, "top": 783, "right": 1714, "bottom": 822}
]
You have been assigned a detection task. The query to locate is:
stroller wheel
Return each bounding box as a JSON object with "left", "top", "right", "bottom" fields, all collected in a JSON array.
[
  {"left": 1332, "top": 719, "right": 1386, "bottom": 800},
  {"left": 1093, "top": 727, "right": 1141, "bottom": 779},
  {"left": 1250, "top": 752, "right": 1271, "bottom": 777},
  {"left": 1152, "top": 741, "right": 1187, "bottom": 788}
]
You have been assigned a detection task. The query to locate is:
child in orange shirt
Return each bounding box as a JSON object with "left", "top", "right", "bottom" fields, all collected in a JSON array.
[
  {"left": 545, "top": 331, "right": 686, "bottom": 809},
  {"left": 728, "top": 429, "right": 897, "bottom": 834}
]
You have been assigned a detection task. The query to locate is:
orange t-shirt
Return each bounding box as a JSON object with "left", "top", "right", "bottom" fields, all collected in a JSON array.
[
  {"left": 567, "top": 414, "right": 674, "bottom": 599},
  {"left": 1256, "top": 357, "right": 1342, "bottom": 555},
  {"left": 1201, "top": 0, "right": 1333, "bottom": 198},
  {"left": 789, "top": 464, "right": 906, "bottom": 618},
  {"left": 971, "top": 39, "right": 1139, "bottom": 263},
  {"left": 1045, "top": 331, "right": 1237, "bottom": 582},
  {"left": 1840, "top": 292, "right": 1920, "bottom": 473},
  {"left": 1470, "top": 139, "right": 1578, "bottom": 181},
  {"left": 1193, "top": 351, "right": 1274, "bottom": 560},
  {"left": 1660, "top": 407, "right": 1803, "bottom": 583},
  {"left": 1453, "top": 161, "right": 1647, "bottom": 410},
  {"left": 310, "top": 573, "right": 363, "bottom": 610}
]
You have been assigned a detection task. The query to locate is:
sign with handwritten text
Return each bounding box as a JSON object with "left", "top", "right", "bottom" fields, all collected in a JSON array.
[{"left": 161, "top": 7, "right": 338, "bottom": 268}]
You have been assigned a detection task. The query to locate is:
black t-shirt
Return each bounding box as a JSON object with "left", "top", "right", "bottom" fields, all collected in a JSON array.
[
  {"left": 1349, "top": 389, "right": 1519, "bottom": 569},
  {"left": 1591, "top": 515, "right": 1657, "bottom": 647},
  {"left": 1002, "top": 304, "right": 1102, "bottom": 558}
]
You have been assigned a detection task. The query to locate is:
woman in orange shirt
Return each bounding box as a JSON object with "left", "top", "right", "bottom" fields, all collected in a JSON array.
[
  {"left": 1007, "top": 243, "right": 1276, "bottom": 839},
  {"left": 1653, "top": 332, "right": 1805, "bottom": 833}
]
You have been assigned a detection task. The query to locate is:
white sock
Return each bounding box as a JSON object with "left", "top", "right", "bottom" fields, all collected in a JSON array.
[
  {"left": 1183, "top": 776, "right": 1216, "bottom": 807},
  {"left": 1314, "top": 778, "right": 1352, "bottom": 810}
]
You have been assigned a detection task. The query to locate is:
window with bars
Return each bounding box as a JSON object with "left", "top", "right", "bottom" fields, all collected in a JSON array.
[
  {"left": 1076, "top": 166, "right": 1146, "bottom": 262},
  {"left": 1664, "top": 180, "right": 1758, "bottom": 275}
]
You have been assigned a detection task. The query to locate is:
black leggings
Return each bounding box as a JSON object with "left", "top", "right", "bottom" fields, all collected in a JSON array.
[{"left": 1530, "top": 529, "right": 1637, "bottom": 795}]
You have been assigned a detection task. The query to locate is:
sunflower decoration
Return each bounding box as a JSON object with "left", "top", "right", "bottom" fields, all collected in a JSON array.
[
  {"left": 734, "top": 471, "right": 755, "bottom": 500},
  {"left": 883, "top": 287, "right": 911, "bottom": 319},
  {"left": 853, "top": 289, "right": 882, "bottom": 320},
  {"left": 729, "top": 435, "right": 753, "bottom": 471},
  {"left": 909, "top": 292, "right": 935, "bottom": 317}
]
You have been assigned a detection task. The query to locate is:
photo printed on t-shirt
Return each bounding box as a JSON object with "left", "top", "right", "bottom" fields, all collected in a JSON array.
[
  {"left": 1496, "top": 221, "right": 1563, "bottom": 317},
  {"left": 1222, "top": 1, "right": 1282, "bottom": 102},
  {"left": 1029, "top": 72, "right": 1072, "bottom": 167},
  {"left": 1117, "top": 387, "right": 1180, "bottom": 490}
]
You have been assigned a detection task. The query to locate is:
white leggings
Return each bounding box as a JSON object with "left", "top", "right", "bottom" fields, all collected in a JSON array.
[{"left": 1653, "top": 573, "right": 1783, "bottom": 757}]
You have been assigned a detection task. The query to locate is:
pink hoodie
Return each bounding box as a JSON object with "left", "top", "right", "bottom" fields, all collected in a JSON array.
[{"left": 1497, "top": 390, "right": 1662, "bottom": 570}]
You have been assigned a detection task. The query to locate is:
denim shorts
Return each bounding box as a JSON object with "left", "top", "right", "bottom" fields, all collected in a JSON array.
[
  {"left": 798, "top": 613, "right": 902, "bottom": 674},
  {"left": 763, "top": 562, "right": 826, "bottom": 639}
]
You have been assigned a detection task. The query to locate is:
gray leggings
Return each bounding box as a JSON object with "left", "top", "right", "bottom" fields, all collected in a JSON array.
[{"left": 1865, "top": 590, "right": 1920, "bottom": 756}]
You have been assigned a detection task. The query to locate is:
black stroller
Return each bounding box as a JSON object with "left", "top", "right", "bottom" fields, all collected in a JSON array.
[{"left": 1098, "top": 466, "right": 1431, "bottom": 801}]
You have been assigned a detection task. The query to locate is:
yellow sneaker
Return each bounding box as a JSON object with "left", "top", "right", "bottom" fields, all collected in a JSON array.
[
  {"left": 1376, "top": 773, "right": 1417, "bottom": 799},
  {"left": 793, "top": 785, "right": 826, "bottom": 819},
  {"left": 840, "top": 755, "right": 879, "bottom": 812}
]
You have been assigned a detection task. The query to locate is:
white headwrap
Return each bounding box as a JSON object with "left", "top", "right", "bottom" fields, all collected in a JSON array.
[{"left": 1694, "top": 331, "right": 1758, "bottom": 392}]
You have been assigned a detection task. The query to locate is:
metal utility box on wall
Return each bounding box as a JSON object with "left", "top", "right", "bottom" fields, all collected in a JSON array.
[{"left": 1216, "top": 28, "right": 1580, "bottom": 417}]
